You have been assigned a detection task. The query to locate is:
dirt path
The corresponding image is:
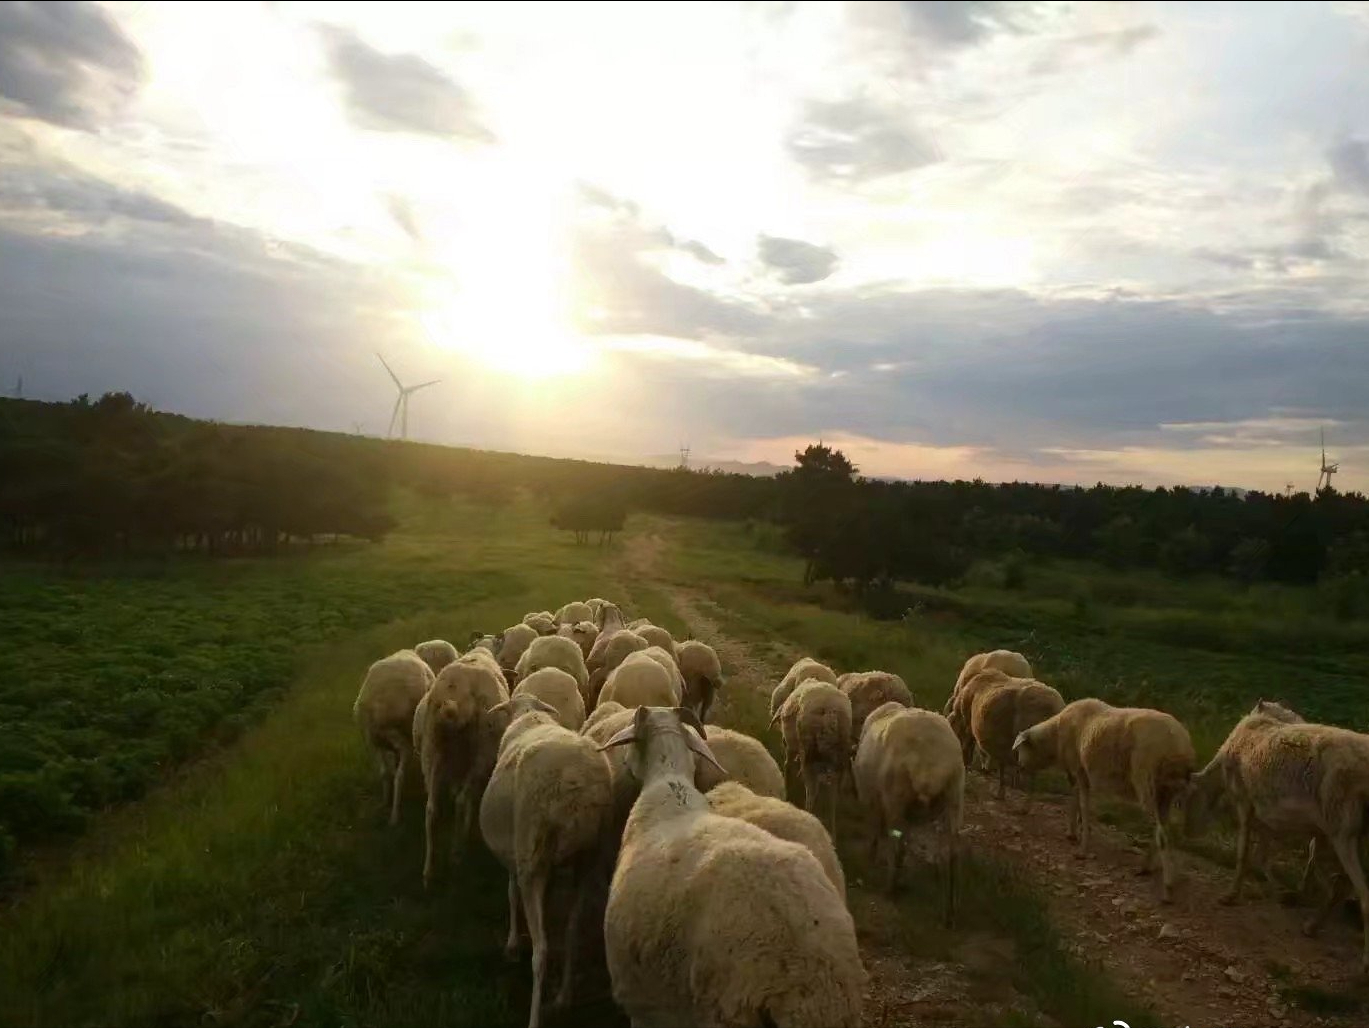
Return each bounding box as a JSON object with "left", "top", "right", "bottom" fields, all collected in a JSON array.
[{"left": 615, "top": 527, "right": 1369, "bottom": 1028}]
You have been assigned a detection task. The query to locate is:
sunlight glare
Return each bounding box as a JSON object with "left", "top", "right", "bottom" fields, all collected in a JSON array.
[{"left": 418, "top": 173, "right": 595, "bottom": 380}]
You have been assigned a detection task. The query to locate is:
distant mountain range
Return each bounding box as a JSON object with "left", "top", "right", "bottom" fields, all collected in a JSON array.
[{"left": 637, "top": 454, "right": 788, "bottom": 477}]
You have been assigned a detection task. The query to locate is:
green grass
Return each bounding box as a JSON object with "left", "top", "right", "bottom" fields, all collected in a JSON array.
[
  {"left": 0, "top": 495, "right": 625, "bottom": 1028},
  {"left": 16, "top": 497, "right": 1357, "bottom": 1028}
]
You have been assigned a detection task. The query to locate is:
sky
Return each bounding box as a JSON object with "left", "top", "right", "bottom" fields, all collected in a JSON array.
[{"left": 2, "top": 0, "right": 1369, "bottom": 492}]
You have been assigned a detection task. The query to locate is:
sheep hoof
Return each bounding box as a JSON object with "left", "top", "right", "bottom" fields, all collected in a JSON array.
[
  {"left": 1218, "top": 892, "right": 1239, "bottom": 907},
  {"left": 503, "top": 942, "right": 520, "bottom": 964},
  {"left": 1135, "top": 866, "right": 1154, "bottom": 877},
  {"left": 1072, "top": 850, "right": 1089, "bottom": 862},
  {"left": 1302, "top": 919, "right": 1320, "bottom": 938}
]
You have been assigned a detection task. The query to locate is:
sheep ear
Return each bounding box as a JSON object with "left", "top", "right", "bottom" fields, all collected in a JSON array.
[
  {"left": 1011, "top": 730, "right": 1028, "bottom": 752},
  {"left": 674, "top": 705, "right": 708, "bottom": 740},
  {"left": 487, "top": 700, "right": 510, "bottom": 717},
  {"left": 597, "top": 724, "right": 638, "bottom": 750},
  {"left": 532, "top": 698, "right": 558, "bottom": 717},
  {"left": 682, "top": 725, "right": 727, "bottom": 775}
]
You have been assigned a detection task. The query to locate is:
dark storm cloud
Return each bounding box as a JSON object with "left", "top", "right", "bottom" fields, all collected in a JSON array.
[
  {"left": 757, "top": 234, "right": 838, "bottom": 284},
  {"left": 319, "top": 24, "right": 493, "bottom": 141},
  {"left": 0, "top": 0, "right": 143, "bottom": 129},
  {"left": 787, "top": 97, "right": 940, "bottom": 184}
]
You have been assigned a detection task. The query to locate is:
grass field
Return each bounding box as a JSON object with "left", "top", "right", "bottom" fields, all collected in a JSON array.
[{"left": 3, "top": 493, "right": 1364, "bottom": 1026}]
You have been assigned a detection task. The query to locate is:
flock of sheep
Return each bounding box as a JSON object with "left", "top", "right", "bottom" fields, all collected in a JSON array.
[{"left": 353, "top": 598, "right": 1369, "bottom": 1028}]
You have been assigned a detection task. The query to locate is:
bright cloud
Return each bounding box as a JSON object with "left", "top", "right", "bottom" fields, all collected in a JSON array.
[{"left": 2, "top": 1, "right": 1369, "bottom": 491}]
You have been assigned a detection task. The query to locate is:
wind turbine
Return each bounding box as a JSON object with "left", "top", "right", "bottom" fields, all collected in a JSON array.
[
  {"left": 1316, "top": 427, "right": 1339, "bottom": 494},
  {"left": 377, "top": 354, "right": 439, "bottom": 441}
]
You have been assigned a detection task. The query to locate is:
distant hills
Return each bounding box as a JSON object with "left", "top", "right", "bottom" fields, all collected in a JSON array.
[{"left": 637, "top": 454, "right": 788, "bottom": 477}]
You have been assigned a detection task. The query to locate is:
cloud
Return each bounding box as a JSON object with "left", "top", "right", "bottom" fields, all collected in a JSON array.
[
  {"left": 758, "top": 234, "right": 839, "bottom": 284},
  {"left": 787, "top": 97, "right": 940, "bottom": 184},
  {"left": 1028, "top": 23, "right": 1159, "bottom": 76},
  {"left": 569, "top": 189, "right": 761, "bottom": 339},
  {"left": 1328, "top": 138, "right": 1369, "bottom": 195},
  {"left": 386, "top": 193, "right": 422, "bottom": 242},
  {"left": 0, "top": 162, "right": 201, "bottom": 229},
  {"left": 319, "top": 24, "right": 493, "bottom": 141},
  {"left": 0, "top": 0, "right": 143, "bottom": 129},
  {"left": 893, "top": 1, "right": 1023, "bottom": 48}
]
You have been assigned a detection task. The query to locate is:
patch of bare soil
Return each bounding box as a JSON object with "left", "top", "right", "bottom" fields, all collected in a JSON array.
[{"left": 616, "top": 525, "right": 1369, "bottom": 1028}]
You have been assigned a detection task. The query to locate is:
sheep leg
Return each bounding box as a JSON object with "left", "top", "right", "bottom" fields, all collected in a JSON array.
[
  {"left": 996, "top": 762, "right": 1006, "bottom": 801},
  {"left": 1073, "top": 776, "right": 1092, "bottom": 858},
  {"left": 1222, "top": 805, "right": 1253, "bottom": 905},
  {"left": 868, "top": 807, "right": 884, "bottom": 864},
  {"left": 827, "top": 776, "right": 839, "bottom": 845},
  {"left": 1064, "top": 772, "right": 1079, "bottom": 842},
  {"left": 1304, "top": 867, "right": 1351, "bottom": 937},
  {"left": 423, "top": 797, "right": 439, "bottom": 889},
  {"left": 802, "top": 763, "right": 819, "bottom": 816},
  {"left": 1324, "top": 828, "right": 1369, "bottom": 972},
  {"left": 377, "top": 750, "right": 396, "bottom": 816},
  {"left": 1296, "top": 837, "right": 1320, "bottom": 899},
  {"left": 944, "top": 814, "right": 959, "bottom": 929},
  {"left": 555, "top": 878, "right": 592, "bottom": 1009},
  {"left": 1154, "top": 793, "right": 1176, "bottom": 902},
  {"left": 389, "top": 747, "right": 408, "bottom": 828},
  {"left": 520, "top": 870, "right": 550, "bottom": 1028},
  {"left": 504, "top": 873, "right": 522, "bottom": 961},
  {"left": 888, "top": 827, "right": 908, "bottom": 893}
]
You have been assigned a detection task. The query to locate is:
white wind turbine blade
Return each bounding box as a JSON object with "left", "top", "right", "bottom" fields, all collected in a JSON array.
[
  {"left": 407, "top": 379, "right": 441, "bottom": 393},
  {"left": 377, "top": 353, "right": 403, "bottom": 389},
  {"left": 387, "top": 395, "right": 403, "bottom": 438}
]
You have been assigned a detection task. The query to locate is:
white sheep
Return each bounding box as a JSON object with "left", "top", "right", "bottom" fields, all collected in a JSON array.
[
  {"left": 635, "top": 623, "right": 674, "bottom": 653},
  {"left": 413, "top": 639, "right": 459, "bottom": 677},
  {"left": 692, "top": 726, "right": 786, "bottom": 799},
  {"left": 626, "top": 617, "right": 653, "bottom": 630},
  {"left": 944, "top": 649, "right": 1032, "bottom": 715},
  {"left": 497, "top": 623, "right": 539, "bottom": 674},
  {"left": 1013, "top": 698, "right": 1195, "bottom": 902},
  {"left": 1187, "top": 700, "right": 1369, "bottom": 968},
  {"left": 554, "top": 600, "right": 594, "bottom": 625},
  {"left": 514, "top": 634, "right": 590, "bottom": 697},
  {"left": 599, "top": 706, "right": 865, "bottom": 1027},
  {"left": 580, "top": 702, "right": 637, "bottom": 843},
  {"left": 853, "top": 702, "right": 963, "bottom": 923},
  {"left": 512, "top": 667, "right": 587, "bottom": 732},
  {"left": 592, "top": 600, "right": 627, "bottom": 636},
  {"left": 523, "top": 612, "right": 558, "bottom": 636},
  {"left": 636, "top": 644, "right": 685, "bottom": 694},
  {"left": 556, "top": 620, "right": 599, "bottom": 661},
  {"left": 587, "top": 631, "right": 649, "bottom": 707},
  {"left": 969, "top": 678, "right": 1065, "bottom": 798},
  {"left": 598, "top": 651, "right": 681, "bottom": 710},
  {"left": 770, "top": 656, "right": 838, "bottom": 717},
  {"left": 584, "top": 597, "right": 610, "bottom": 621},
  {"left": 838, "top": 670, "right": 914, "bottom": 737},
  {"left": 479, "top": 694, "right": 614, "bottom": 1028},
  {"left": 772, "top": 679, "right": 852, "bottom": 839},
  {"left": 708, "top": 780, "right": 846, "bottom": 896},
  {"left": 417, "top": 655, "right": 510, "bottom": 887},
  {"left": 675, "top": 639, "right": 724, "bottom": 723},
  {"left": 354, "top": 650, "right": 434, "bottom": 826}
]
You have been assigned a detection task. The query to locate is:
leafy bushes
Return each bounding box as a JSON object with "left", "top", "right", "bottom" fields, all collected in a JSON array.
[{"left": 0, "top": 552, "right": 502, "bottom": 875}]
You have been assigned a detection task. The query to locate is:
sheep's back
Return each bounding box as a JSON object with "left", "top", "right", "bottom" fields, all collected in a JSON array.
[
  {"left": 694, "top": 728, "right": 785, "bottom": 798},
  {"left": 707, "top": 781, "right": 845, "bottom": 895},
  {"left": 608, "top": 808, "right": 861, "bottom": 1025}
]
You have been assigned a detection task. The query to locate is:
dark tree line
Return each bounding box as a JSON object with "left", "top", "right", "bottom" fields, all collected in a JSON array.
[
  {"left": 774, "top": 444, "right": 1369, "bottom": 597},
  {"left": 6, "top": 396, "right": 1367, "bottom": 599},
  {"left": 1, "top": 394, "right": 394, "bottom": 556}
]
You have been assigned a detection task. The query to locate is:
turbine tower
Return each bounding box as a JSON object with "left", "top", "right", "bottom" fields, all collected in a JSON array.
[
  {"left": 1316, "top": 427, "right": 1339, "bottom": 494},
  {"left": 378, "top": 354, "right": 439, "bottom": 441}
]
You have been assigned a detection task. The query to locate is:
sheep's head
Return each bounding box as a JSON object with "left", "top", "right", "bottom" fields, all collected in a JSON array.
[
  {"left": 1011, "top": 724, "right": 1052, "bottom": 771},
  {"left": 1251, "top": 698, "right": 1303, "bottom": 724},
  {"left": 1182, "top": 766, "right": 1225, "bottom": 838},
  {"left": 475, "top": 694, "right": 559, "bottom": 778},
  {"left": 598, "top": 704, "right": 725, "bottom": 781}
]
